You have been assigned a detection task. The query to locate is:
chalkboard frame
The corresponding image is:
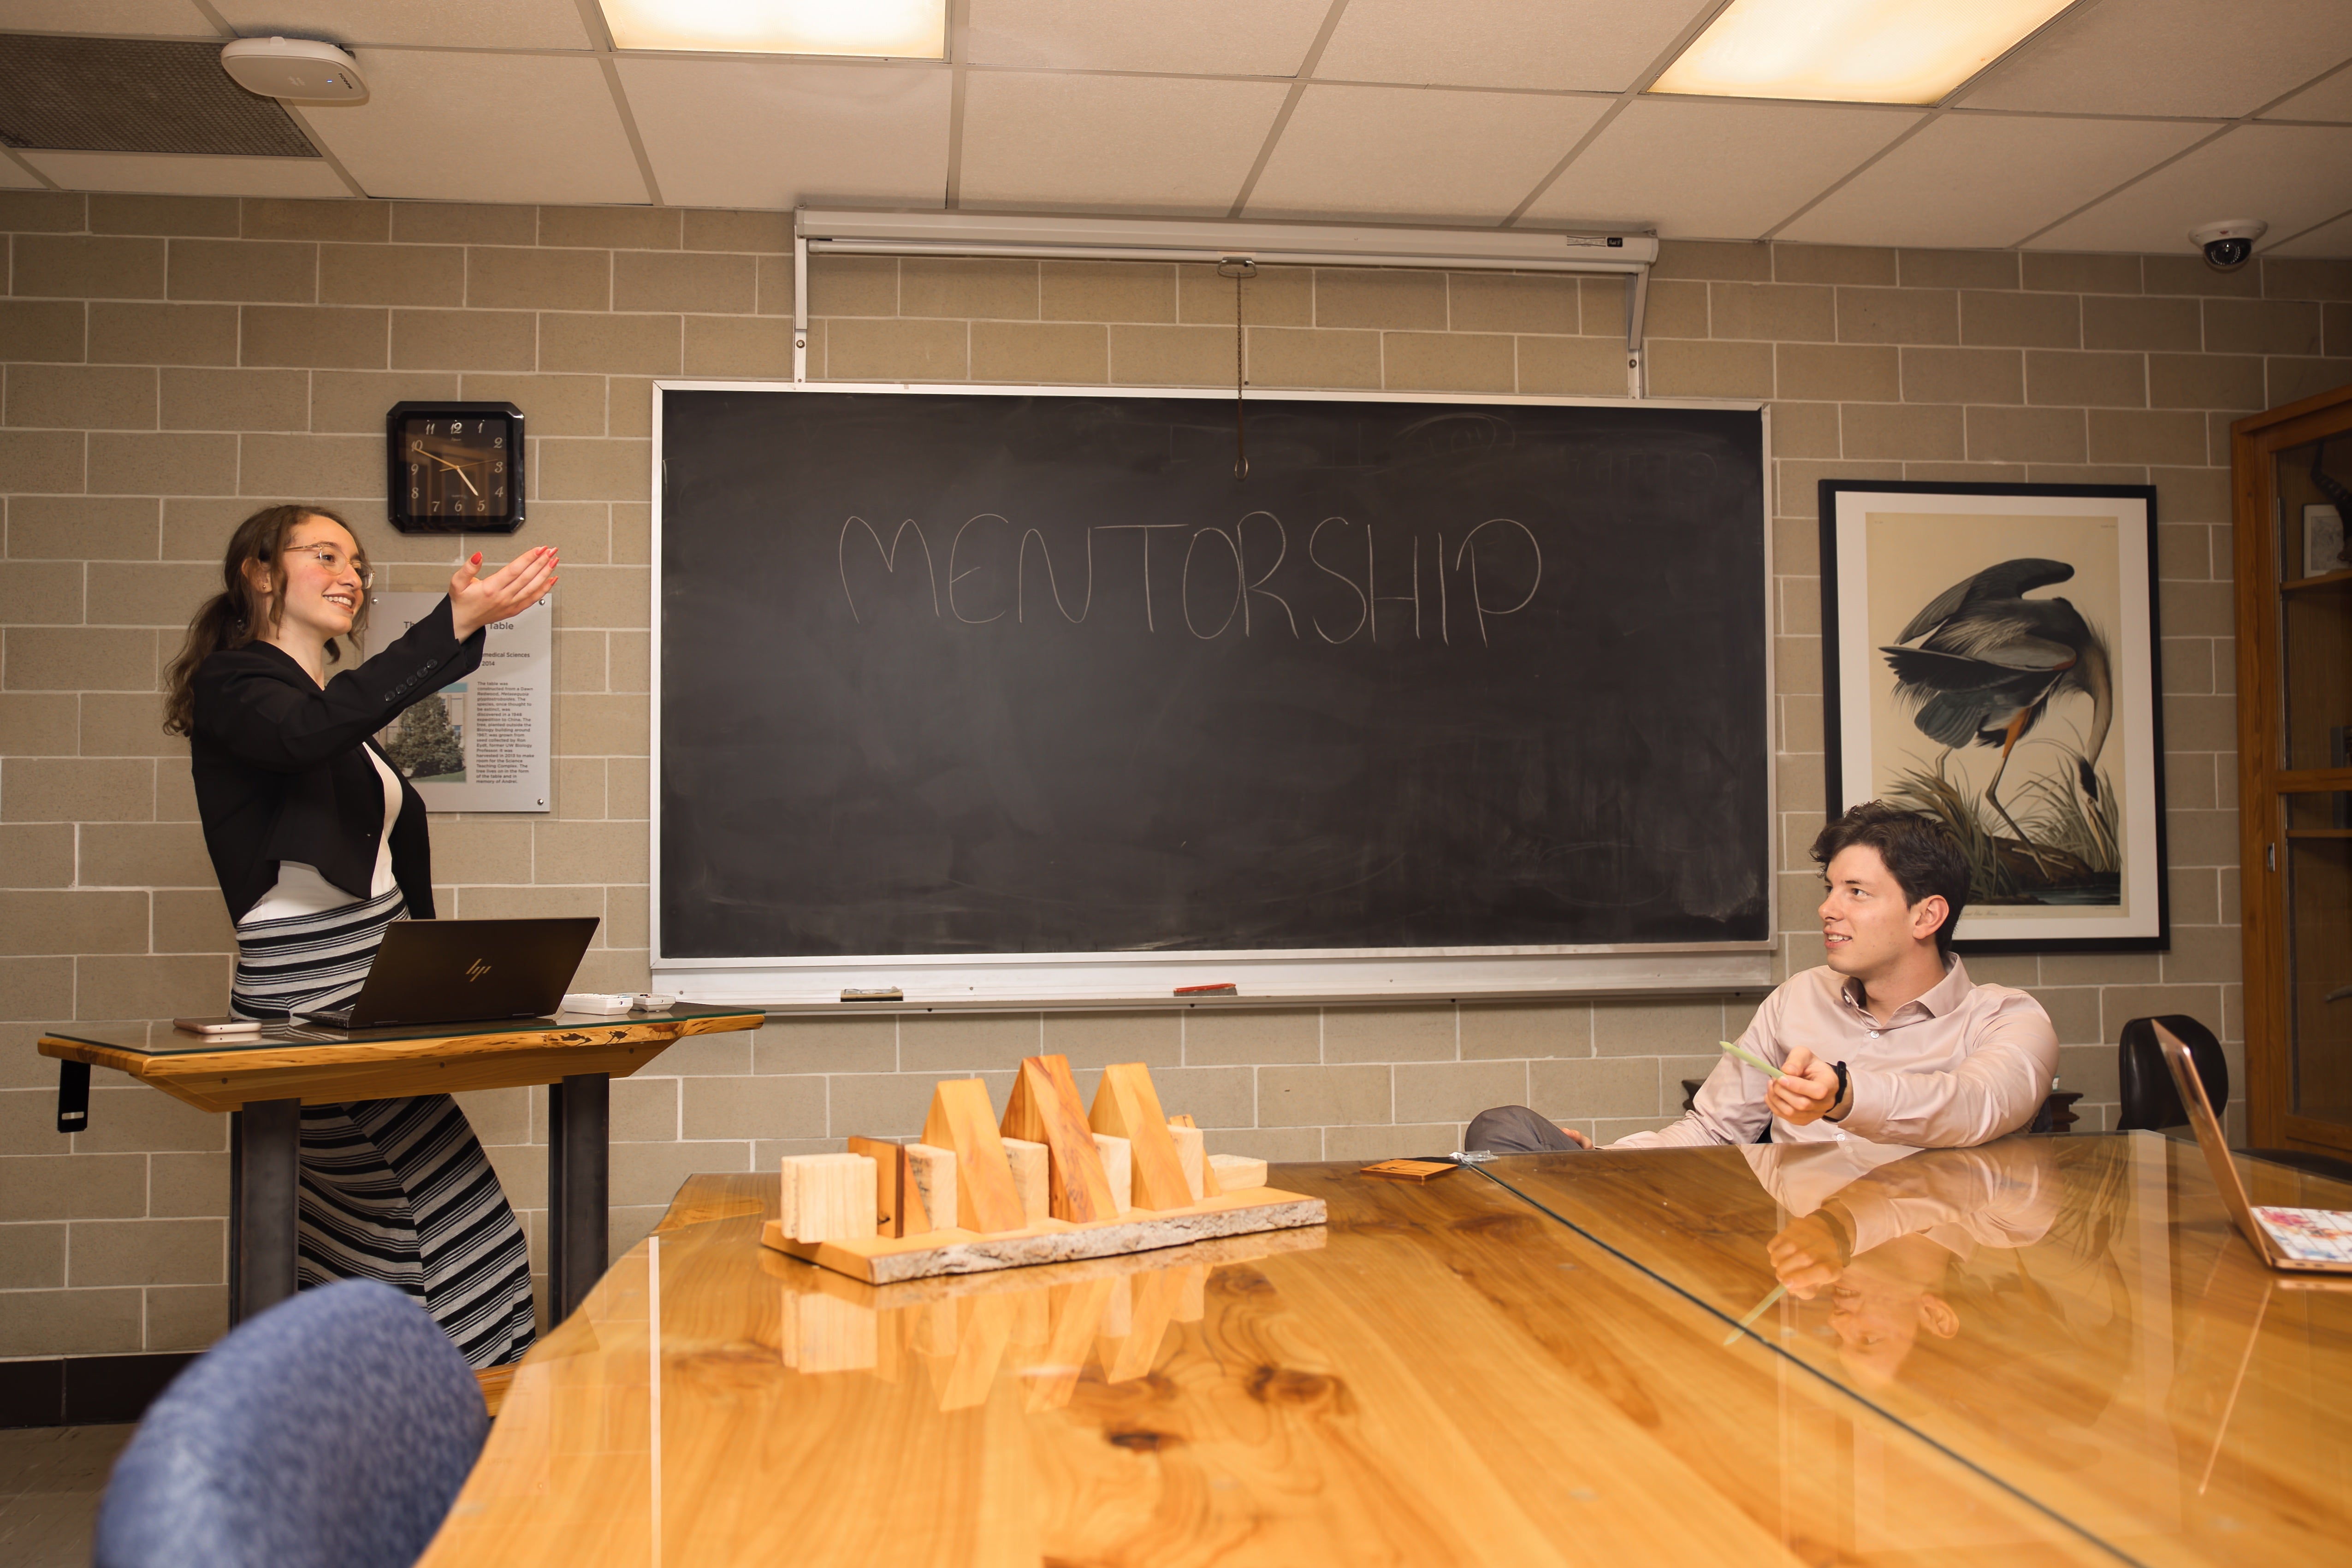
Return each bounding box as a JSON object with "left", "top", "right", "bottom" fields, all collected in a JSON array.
[{"left": 649, "top": 379, "right": 1778, "bottom": 1011}]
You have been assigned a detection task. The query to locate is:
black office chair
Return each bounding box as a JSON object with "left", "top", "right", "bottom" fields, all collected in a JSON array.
[{"left": 2116, "top": 1014, "right": 2352, "bottom": 1183}]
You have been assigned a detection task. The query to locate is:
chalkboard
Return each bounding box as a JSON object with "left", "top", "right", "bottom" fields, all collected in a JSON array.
[{"left": 655, "top": 387, "right": 1771, "bottom": 984}]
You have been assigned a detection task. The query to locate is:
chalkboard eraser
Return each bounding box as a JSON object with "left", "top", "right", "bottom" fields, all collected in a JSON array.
[
  {"left": 841, "top": 988, "right": 903, "bottom": 1003},
  {"left": 1174, "top": 982, "right": 1238, "bottom": 997}
]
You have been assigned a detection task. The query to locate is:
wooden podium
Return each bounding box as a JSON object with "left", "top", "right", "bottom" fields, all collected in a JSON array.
[{"left": 37, "top": 1006, "right": 763, "bottom": 1326}]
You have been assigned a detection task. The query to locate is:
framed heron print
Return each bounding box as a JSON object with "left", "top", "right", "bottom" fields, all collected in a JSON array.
[{"left": 1820, "top": 480, "right": 2168, "bottom": 953}]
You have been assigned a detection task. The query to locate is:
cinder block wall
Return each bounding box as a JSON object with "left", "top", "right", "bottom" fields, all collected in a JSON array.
[{"left": 4, "top": 189, "right": 2341, "bottom": 1359}]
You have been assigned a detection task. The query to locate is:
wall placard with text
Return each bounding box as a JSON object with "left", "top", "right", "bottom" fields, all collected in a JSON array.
[{"left": 368, "top": 592, "right": 552, "bottom": 813}]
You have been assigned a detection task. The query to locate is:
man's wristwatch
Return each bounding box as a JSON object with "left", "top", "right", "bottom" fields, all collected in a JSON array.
[{"left": 1829, "top": 1060, "right": 1850, "bottom": 1120}]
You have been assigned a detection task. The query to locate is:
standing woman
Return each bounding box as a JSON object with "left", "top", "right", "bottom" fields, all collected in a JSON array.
[{"left": 163, "top": 504, "right": 558, "bottom": 1368}]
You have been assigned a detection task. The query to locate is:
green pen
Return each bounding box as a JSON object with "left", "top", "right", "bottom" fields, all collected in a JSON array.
[
  {"left": 1719, "top": 1039, "right": 1785, "bottom": 1080},
  {"left": 1723, "top": 1283, "right": 1787, "bottom": 1346}
]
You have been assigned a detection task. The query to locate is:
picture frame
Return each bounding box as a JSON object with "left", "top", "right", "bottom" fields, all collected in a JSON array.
[
  {"left": 2304, "top": 502, "right": 2347, "bottom": 580},
  {"left": 1820, "top": 481, "right": 2168, "bottom": 953}
]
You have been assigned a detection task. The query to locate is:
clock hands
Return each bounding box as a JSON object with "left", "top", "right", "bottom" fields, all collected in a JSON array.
[{"left": 409, "top": 440, "right": 486, "bottom": 496}]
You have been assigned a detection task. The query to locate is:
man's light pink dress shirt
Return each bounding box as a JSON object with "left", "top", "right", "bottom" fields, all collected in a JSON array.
[{"left": 1612, "top": 957, "right": 2058, "bottom": 1150}]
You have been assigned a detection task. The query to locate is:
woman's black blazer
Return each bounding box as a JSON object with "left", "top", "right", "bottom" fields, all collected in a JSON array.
[{"left": 191, "top": 598, "right": 485, "bottom": 923}]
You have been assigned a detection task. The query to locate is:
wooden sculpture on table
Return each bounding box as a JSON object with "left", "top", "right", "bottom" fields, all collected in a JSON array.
[{"left": 762, "top": 1056, "right": 1324, "bottom": 1284}]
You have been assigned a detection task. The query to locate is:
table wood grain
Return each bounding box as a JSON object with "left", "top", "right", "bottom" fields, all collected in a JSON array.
[
  {"left": 420, "top": 1161, "right": 2121, "bottom": 1567},
  {"left": 1476, "top": 1133, "right": 2352, "bottom": 1567}
]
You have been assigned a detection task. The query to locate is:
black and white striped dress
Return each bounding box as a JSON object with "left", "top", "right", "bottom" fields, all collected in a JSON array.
[{"left": 230, "top": 850, "right": 536, "bottom": 1369}]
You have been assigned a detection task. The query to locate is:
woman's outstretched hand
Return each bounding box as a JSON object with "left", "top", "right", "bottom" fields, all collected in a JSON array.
[{"left": 450, "top": 546, "right": 559, "bottom": 640}]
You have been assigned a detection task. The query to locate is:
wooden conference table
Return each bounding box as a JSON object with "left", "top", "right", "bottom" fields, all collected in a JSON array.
[
  {"left": 418, "top": 1132, "right": 2352, "bottom": 1567},
  {"left": 35, "top": 1006, "right": 763, "bottom": 1324}
]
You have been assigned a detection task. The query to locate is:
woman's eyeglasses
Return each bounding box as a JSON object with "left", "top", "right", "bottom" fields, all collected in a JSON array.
[{"left": 283, "top": 545, "right": 373, "bottom": 591}]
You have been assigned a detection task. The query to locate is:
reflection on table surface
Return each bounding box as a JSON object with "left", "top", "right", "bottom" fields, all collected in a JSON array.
[
  {"left": 420, "top": 1163, "right": 2119, "bottom": 1568},
  {"left": 1476, "top": 1132, "right": 2352, "bottom": 1566}
]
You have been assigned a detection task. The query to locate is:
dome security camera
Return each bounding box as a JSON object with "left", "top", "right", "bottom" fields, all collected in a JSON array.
[{"left": 2189, "top": 220, "right": 2266, "bottom": 272}]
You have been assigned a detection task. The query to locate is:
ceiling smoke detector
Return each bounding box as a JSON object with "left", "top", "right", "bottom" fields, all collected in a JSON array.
[{"left": 220, "top": 36, "right": 366, "bottom": 102}]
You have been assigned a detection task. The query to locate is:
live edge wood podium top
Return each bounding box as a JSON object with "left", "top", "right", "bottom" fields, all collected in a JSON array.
[
  {"left": 413, "top": 1136, "right": 2352, "bottom": 1568},
  {"left": 34, "top": 1005, "right": 764, "bottom": 1112}
]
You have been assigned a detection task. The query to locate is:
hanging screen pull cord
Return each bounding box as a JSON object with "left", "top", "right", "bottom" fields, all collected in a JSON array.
[{"left": 1217, "top": 257, "right": 1256, "bottom": 480}]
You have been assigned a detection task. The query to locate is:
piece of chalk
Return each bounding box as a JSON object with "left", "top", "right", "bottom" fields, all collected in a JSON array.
[
  {"left": 1175, "top": 983, "right": 1237, "bottom": 996},
  {"left": 1719, "top": 1040, "right": 1784, "bottom": 1080},
  {"left": 841, "top": 988, "right": 902, "bottom": 1002}
]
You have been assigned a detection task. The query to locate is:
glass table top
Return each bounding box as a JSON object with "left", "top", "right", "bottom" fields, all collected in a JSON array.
[
  {"left": 1471, "top": 1133, "right": 2352, "bottom": 1566},
  {"left": 39, "top": 1003, "right": 763, "bottom": 1056}
]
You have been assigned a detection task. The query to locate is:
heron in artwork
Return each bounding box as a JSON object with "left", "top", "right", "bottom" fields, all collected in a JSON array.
[{"left": 1879, "top": 557, "right": 2113, "bottom": 879}]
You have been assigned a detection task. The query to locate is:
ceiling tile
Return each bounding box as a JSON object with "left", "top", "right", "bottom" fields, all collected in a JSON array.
[
  {"left": 1963, "top": 0, "right": 2352, "bottom": 118},
  {"left": 21, "top": 149, "right": 350, "bottom": 197},
  {"left": 2262, "top": 63, "right": 2352, "bottom": 123},
  {"left": 0, "top": 1, "right": 219, "bottom": 36},
  {"left": 1781, "top": 113, "right": 2210, "bottom": 250},
  {"left": 1525, "top": 97, "right": 1916, "bottom": 239},
  {"left": 1246, "top": 84, "right": 1609, "bottom": 224},
  {"left": 966, "top": 0, "right": 1329, "bottom": 76},
  {"left": 214, "top": 1, "right": 594, "bottom": 50},
  {"left": 960, "top": 72, "right": 1286, "bottom": 215},
  {"left": 302, "top": 49, "right": 646, "bottom": 205},
  {"left": 1314, "top": 0, "right": 1706, "bottom": 92},
  {"left": 617, "top": 56, "right": 948, "bottom": 211},
  {"left": 2268, "top": 208, "right": 2352, "bottom": 257},
  {"left": 2026, "top": 124, "right": 2352, "bottom": 254}
]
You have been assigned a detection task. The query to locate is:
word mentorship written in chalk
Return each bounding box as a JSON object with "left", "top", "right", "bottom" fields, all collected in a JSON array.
[{"left": 837, "top": 511, "right": 1541, "bottom": 646}]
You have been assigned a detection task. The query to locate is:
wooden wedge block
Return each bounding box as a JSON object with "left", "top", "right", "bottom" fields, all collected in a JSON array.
[
  {"left": 1165, "top": 1121, "right": 1206, "bottom": 1201},
  {"left": 1001, "top": 1136, "right": 1051, "bottom": 1226},
  {"left": 1208, "top": 1153, "right": 1267, "bottom": 1191},
  {"left": 922, "top": 1079, "right": 1027, "bottom": 1234},
  {"left": 1167, "top": 1113, "right": 1221, "bottom": 1194},
  {"left": 778, "top": 1153, "right": 877, "bottom": 1243},
  {"left": 1002, "top": 1054, "right": 1117, "bottom": 1222},
  {"left": 1092, "top": 1134, "right": 1132, "bottom": 1211},
  {"left": 846, "top": 1135, "right": 910, "bottom": 1237},
  {"left": 904, "top": 1143, "right": 954, "bottom": 1237},
  {"left": 1088, "top": 1063, "right": 1193, "bottom": 1211}
]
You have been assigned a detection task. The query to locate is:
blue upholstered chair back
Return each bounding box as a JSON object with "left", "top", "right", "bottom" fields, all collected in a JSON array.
[{"left": 95, "top": 1278, "right": 488, "bottom": 1568}]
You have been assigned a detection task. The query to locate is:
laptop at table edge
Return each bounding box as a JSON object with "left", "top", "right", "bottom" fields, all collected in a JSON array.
[
  {"left": 295, "top": 917, "right": 598, "bottom": 1030},
  {"left": 2153, "top": 1020, "right": 2352, "bottom": 1277}
]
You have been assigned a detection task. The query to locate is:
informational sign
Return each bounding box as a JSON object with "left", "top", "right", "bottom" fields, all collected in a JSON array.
[{"left": 368, "top": 591, "right": 552, "bottom": 813}]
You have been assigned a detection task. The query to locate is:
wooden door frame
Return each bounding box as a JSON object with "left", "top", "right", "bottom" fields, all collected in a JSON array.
[{"left": 2232, "top": 381, "right": 2352, "bottom": 1154}]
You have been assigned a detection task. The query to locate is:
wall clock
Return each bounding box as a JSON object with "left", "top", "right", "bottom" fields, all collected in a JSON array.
[{"left": 386, "top": 400, "right": 525, "bottom": 534}]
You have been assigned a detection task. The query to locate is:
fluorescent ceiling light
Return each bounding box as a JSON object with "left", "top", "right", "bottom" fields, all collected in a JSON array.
[
  {"left": 1650, "top": 0, "right": 2073, "bottom": 106},
  {"left": 598, "top": 0, "right": 946, "bottom": 58}
]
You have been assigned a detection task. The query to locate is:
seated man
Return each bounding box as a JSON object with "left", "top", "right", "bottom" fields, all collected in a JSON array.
[{"left": 1465, "top": 802, "right": 2057, "bottom": 1153}]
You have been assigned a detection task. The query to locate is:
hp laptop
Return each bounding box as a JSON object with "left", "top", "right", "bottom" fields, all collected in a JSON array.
[
  {"left": 2155, "top": 1020, "right": 2352, "bottom": 1275},
  {"left": 296, "top": 917, "right": 599, "bottom": 1030}
]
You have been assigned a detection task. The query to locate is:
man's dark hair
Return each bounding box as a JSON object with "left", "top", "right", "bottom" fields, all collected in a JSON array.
[{"left": 1810, "top": 802, "right": 1971, "bottom": 957}]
